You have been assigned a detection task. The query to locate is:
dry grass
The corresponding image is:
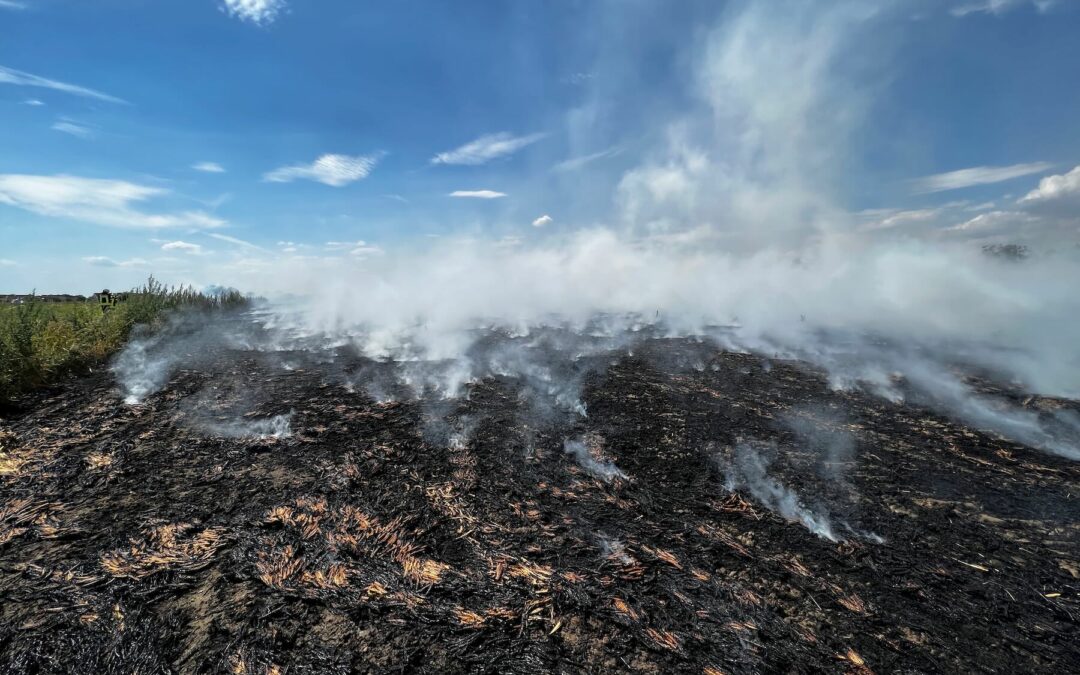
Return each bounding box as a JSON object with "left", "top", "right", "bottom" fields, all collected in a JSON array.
[
  {"left": 425, "top": 482, "right": 479, "bottom": 527},
  {"left": 643, "top": 545, "right": 682, "bottom": 569},
  {"left": 645, "top": 627, "right": 681, "bottom": 651},
  {"left": 613, "top": 597, "right": 640, "bottom": 621},
  {"left": 364, "top": 581, "right": 388, "bottom": 597},
  {"left": 299, "top": 563, "right": 349, "bottom": 589},
  {"left": 262, "top": 498, "right": 449, "bottom": 590},
  {"left": 696, "top": 523, "right": 751, "bottom": 557},
  {"left": 0, "top": 454, "right": 27, "bottom": 477},
  {"left": 454, "top": 608, "right": 487, "bottom": 628},
  {"left": 838, "top": 648, "right": 875, "bottom": 675},
  {"left": 84, "top": 452, "right": 114, "bottom": 470},
  {"left": 100, "top": 523, "right": 228, "bottom": 579},
  {"left": 838, "top": 593, "right": 867, "bottom": 614},
  {"left": 735, "top": 589, "right": 762, "bottom": 607},
  {"left": 507, "top": 560, "right": 554, "bottom": 587},
  {"left": 0, "top": 431, "right": 36, "bottom": 479},
  {"left": 256, "top": 545, "right": 306, "bottom": 589},
  {"left": 0, "top": 498, "right": 64, "bottom": 546}
]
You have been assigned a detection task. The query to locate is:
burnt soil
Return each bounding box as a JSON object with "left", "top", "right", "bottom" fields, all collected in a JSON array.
[{"left": 0, "top": 331, "right": 1077, "bottom": 674}]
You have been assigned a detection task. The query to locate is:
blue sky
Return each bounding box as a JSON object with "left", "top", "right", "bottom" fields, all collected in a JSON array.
[{"left": 1, "top": 0, "right": 1079, "bottom": 292}]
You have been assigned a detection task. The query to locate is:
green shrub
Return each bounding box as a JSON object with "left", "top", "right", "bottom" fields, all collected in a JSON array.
[{"left": 0, "top": 277, "right": 251, "bottom": 406}]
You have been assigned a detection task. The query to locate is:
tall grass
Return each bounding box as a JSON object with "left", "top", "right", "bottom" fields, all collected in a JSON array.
[{"left": 0, "top": 277, "right": 249, "bottom": 405}]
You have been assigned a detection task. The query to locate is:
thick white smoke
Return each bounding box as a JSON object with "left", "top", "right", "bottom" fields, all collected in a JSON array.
[{"left": 113, "top": 0, "right": 1079, "bottom": 463}]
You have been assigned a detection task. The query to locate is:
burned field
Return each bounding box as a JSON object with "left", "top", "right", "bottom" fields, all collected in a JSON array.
[{"left": 0, "top": 315, "right": 1077, "bottom": 674}]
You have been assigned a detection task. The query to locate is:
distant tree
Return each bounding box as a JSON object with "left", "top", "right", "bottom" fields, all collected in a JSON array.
[{"left": 982, "top": 243, "right": 1029, "bottom": 261}]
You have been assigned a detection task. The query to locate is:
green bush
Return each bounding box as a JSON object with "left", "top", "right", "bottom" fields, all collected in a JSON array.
[{"left": 0, "top": 277, "right": 250, "bottom": 405}]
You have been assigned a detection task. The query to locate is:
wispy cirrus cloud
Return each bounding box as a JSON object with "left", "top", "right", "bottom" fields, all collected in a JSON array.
[
  {"left": 0, "top": 174, "right": 225, "bottom": 229},
  {"left": 221, "top": 0, "right": 286, "bottom": 26},
  {"left": 264, "top": 153, "right": 380, "bottom": 187},
  {"left": 51, "top": 119, "right": 94, "bottom": 139},
  {"left": 207, "top": 232, "right": 267, "bottom": 252},
  {"left": 0, "top": 65, "right": 126, "bottom": 104},
  {"left": 192, "top": 162, "right": 225, "bottom": 173},
  {"left": 83, "top": 256, "right": 149, "bottom": 268},
  {"left": 552, "top": 146, "right": 624, "bottom": 173},
  {"left": 432, "top": 132, "right": 546, "bottom": 166},
  {"left": 0, "top": 259, "right": 16, "bottom": 267},
  {"left": 449, "top": 190, "right": 507, "bottom": 199},
  {"left": 0, "top": 1, "right": 27, "bottom": 10},
  {"left": 910, "top": 162, "right": 1054, "bottom": 194},
  {"left": 319, "top": 240, "right": 384, "bottom": 258},
  {"left": 951, "top": 0, "right": 1058, "bottom": 17}
]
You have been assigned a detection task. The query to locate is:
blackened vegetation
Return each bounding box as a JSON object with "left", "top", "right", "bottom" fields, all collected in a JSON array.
[{"left": 0, "top": 335, "right": 1078, "bottom": 674}]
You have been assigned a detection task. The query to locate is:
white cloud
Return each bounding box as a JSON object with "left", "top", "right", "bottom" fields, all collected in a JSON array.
[
  {"left": 51, "top": 119, "right": 93, "bottom": 139},
  {"left": 21, "top": 99, "right": 43, "bottom": 106},
  {"left": 552, "top": 146, "right": 624, "bottom": 173},
  {"left": 208, "top": 232, "right": 266, "bottom": 251},
  {"left": 0, "top": 174, "right": 226, "bottom": 229},
  {"left": 82, "top": 256, "right": 148, "bottom": 268},
  {"left": 161, "top": 240, "right": 203, "bottom": 254},
  {"left": 264, "top": 153, "right": 380, "bottom": 187},
  {"left": 221, "top": 0, "right": 286, "bottom": 26},
  {"left": 192, "top": 162, "right": 225, "bottom": 173},
  {"left": 0, "top": 258, "right": 16, "bottom": 267},
  {"left": 432, "top": 132, "right": 546, "bottom": 165},
  {"left": 861, "top": 208, "right": 942, "bottom": 231},
  {"left": 532, "top": 214, "right": 553, "bottom": 228},
  {"left": 951, "top": 0, "right": 1057, "bottom": 17},
  {"left": 947, "top": 210, "right": 1038, "bottom": 235},
  {"left": 0, "top": 1, "right": 27, "bottom": 10},
  {"left": 0, "top": 65, "right": 126, "bottom": 104},
  {"left": 350, "top": 244, "right": 384, "bottom": 258},
  {"left": 910, "top": 162, "right": 1054, "bottom": 194},
  {"left": 325, "top": 240, "right": 365, "bottom": 250},
  {"left": 1019, "top": 165, "right": 1080, "bottom": 205},
  {"left": 449, "top": 190, "right": 507, "bottom": 199}
]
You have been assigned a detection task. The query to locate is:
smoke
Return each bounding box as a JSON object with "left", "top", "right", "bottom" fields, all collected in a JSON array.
[
  {"left": 783, "top": 406, "right": 856, "bottom": 481},
  {"left": 900, "top": 361, "right": 1080, "bottom": 460},
  {"left": 563, "top": 438, "right": 627, "bottom": 483},
  {"left": 201, "top": 413, "right": 293, "bottom": 439},
  {"left": 108, "top": 0, "right": 1079, "bottom": 464},
  {"left": 720, "top": 441, "right": 840, "bottom": 542},
  {"left": 111, "top": 326, "right": 174, "bottom": 405},
  {"left": 110, "top": 309, "right": 269, "bottom": 404}
]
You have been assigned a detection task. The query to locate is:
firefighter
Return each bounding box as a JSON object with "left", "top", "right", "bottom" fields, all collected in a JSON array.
[{"left": 98, "top": 289, "right": 114, "bottom": 314}]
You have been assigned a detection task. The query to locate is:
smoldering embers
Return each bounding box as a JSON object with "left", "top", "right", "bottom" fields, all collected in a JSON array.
[
  {"left": 564, "top": 438, "right": 627, "bottom": 482},
  {"left": 719, "top": 441, "right": 840, "bottom": 542},
  {"left": 201, "top": 413, "right": 293, "bottom": 439}
]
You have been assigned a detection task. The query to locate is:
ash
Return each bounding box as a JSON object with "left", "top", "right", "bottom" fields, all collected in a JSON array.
[{"left": 1, "top": 312, "right": 1078, "bottom": 674}]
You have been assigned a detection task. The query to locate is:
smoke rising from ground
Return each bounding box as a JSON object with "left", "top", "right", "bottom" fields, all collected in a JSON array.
[
  {"left": 720, "top": 441, "right": 840, "bottom": 542},
  {"left": 201, "top": 413, "right": 293, "bottom": 439},
  {"left": 110, "top": 0, "right": 1078, "bottom": 464},
  {"left": 563, "top": 438, "right": 627, "bottom": 483}
]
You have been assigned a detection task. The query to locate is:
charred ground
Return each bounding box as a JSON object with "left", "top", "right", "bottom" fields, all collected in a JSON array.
[{"left": 0, "top": 318, "right": 1077, "bottom": 674}]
